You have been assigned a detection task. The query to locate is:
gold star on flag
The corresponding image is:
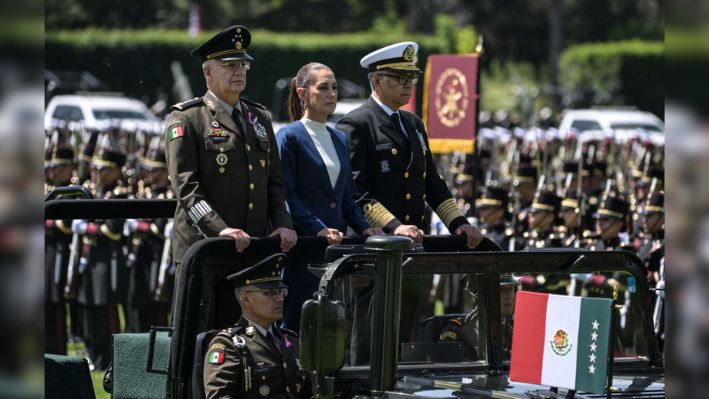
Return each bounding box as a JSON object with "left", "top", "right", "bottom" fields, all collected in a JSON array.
[
  {"left": 590, "top": 353, "right": 596, "bottom": 363},
  {"left": 590, "top": 342, "right": 597, "bottom": 352},
  {"left": 589, "top": 364, "right": 596, "bottom": 374},
  {"left": 592, "top": 320, "right": 599, "bottom": 330},
  {"left": 591, "top": 331, "right": 598, "bottom": 341}
]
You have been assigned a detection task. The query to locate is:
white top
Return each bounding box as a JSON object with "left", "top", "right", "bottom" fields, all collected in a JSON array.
[{"left": 301, "top": 117, "right": 341, "bottom": 189}]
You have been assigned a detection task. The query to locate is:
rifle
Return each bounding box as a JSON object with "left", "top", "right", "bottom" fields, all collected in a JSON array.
[
  {"left": 154, "top": 220, "right": 173, "bottom": 302},
  {"left": 64, "top": 221, "right": 83, "bottom": 300}
]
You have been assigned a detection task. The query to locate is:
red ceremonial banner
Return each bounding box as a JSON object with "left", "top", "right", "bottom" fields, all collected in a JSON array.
[{"left": 422, "top": 54, "right": 480, "bottom": 153}]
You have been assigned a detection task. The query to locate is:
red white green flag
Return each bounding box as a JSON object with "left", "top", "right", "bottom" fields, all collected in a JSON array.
[
  {"left": 509, "top": 291, "right": 612, "bottom": 394},
  {"left": 168, "top": 125, "right": 184, "bottom": 141},
  {"left": 208, "top": 351, "right": 224, "bottom": 364}
]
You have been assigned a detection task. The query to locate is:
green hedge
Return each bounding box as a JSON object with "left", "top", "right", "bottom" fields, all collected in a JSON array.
[
  {"left": 559, "top": 40, "right": 663, "bottom": 117},
  {"left": 46, "top": 29, "right": 448, "bottom": 120}
]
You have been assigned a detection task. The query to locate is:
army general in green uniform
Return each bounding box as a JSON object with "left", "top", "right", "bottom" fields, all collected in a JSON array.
[
  {"left": 203, "top": 253, "right": 310, "bottom": 398},
  {"left": 165, "top": 25, "right": 297, "bottom": 329}
]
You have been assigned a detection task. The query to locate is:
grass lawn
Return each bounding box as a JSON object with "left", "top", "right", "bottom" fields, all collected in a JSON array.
[{"left": 66, "top": 304, "right": 126, "bottom": 399}]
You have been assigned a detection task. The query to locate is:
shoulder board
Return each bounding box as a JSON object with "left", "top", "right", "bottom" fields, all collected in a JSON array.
[
  {"left": 279, "top": 327, "right": 299, "bottom": 338},
  {"left": 217, "top": 325, "right": 245, "bottom": 338},
  {"left": 240, "top": 97, "right": 266, "bottom": 110},
  {"left": 171, "top": 97, "right": 203, "bottom": 111}
]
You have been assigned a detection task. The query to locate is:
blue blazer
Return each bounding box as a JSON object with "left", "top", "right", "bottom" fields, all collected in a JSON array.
[{"left": 276, "top": 121, "right": 370, "bottom": 236}]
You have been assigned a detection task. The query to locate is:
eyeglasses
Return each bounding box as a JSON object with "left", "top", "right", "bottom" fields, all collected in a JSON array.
[
  {"left": 243, "top": 288, "right": 288, "bottom": 298},
  {"left": 378, "top": 73, "right": 419, "bottom": 86},
  {"left": 216, "top": 60, "right": 251, "bottom": 71}
]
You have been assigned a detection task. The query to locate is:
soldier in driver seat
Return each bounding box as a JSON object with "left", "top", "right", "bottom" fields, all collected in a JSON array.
[
  {"left": 203, "top": 253, "right": 310, "bottom": 398},
  {"left": 439, "top": 274, "right": 518, "bottom": 361}
]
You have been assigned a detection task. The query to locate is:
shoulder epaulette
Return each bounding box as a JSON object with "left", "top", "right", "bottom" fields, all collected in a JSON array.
[
  {"left": 171, "top": 97, "right": 203, "bottom": 111},
  {"left": 217, "top": 325, "right": 244, "bottom": 338},
  {"left": 240, "top": 97, "right": 266, "bottom": 110},
  {"left": 279, "top": 327, "right": 299, "bottom": 338}
]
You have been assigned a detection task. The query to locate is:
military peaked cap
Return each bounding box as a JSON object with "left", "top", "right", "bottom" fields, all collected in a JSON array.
[
  {"left": 191, "top": 25, "right": 254, "bottom": 62},
  {"left": 227, "top": 253, "right": 288, "bottom": 289}
]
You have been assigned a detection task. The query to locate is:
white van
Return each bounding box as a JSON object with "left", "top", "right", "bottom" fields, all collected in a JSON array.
[{"left": 45, "top": 93, "right": 158, "bottom": 130}]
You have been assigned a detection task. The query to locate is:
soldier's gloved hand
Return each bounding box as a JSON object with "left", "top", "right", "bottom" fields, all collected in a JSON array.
[
  {"left": 317, "top": 227, "right": 343, "bottom": 245},
  {"left": 393, "top": 224, "right": 424, "bottom": 243},
  {"left": 363, "top": 227, "right": 385, "bottom": 237},
  {"left": 125, "top": 219, "right": 139, "bottom": 234},
  {"left": 219, "top": 227, "right": 251, "bottom": 253},
  {"left": 455, "top": 224, "right": 484, "bottom": 249},
  {"left": 72, "top": 219, "right": 88, "bottom": 234},
  {"left": 270, "top": 227, "right": 298, "bottom": 252}
]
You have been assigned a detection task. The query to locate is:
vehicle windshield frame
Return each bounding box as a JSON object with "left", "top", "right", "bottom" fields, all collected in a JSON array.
[{"left": 329, "top": 250, "right": 661, "bottom": 377}]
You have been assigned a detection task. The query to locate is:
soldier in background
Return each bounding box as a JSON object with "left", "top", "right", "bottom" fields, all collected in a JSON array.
[
  {"left": 637, "top": 191, "right": 664, "bottom": 279},
  {"left": 475, "top": 186, "right": 512, "bottom": 249},
  {"left": 124, "top": 135, "right": 173, "bottom": 332},
  {"left": 522, "top": 190, "right": 563, "bottom": 250},
  {"left": 44, "top": 126, "right": 76, "bottom": 355},
  {"left": 72, "top": 129, "right": 128, "bottom": 370}
]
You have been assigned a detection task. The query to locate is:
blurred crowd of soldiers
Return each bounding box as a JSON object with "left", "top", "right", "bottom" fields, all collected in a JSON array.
[
  {"left": 44, "top": 119, "right": 173, "bottom": 370},
  {"left": 43, "top": 112, "right": 665, "bottom": 368}
]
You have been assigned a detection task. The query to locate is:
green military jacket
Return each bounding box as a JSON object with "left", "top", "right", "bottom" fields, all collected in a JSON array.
[
  {"left": 203, "top": 317, "right": 309, "bottom": 399},
  {"left": 165, "top": 91, "right": 293, "bottom": 263}
]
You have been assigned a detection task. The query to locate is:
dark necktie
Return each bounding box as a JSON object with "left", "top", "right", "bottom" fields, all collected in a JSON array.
[
  {"left": 266, "top": 331, "right": 282, "bottom": 355},
  {"left": 232, "top": 106, "right": 246, "bottom": 133},
  {"left": 390, "top": 112, "right": 409, "bottom": 140}
]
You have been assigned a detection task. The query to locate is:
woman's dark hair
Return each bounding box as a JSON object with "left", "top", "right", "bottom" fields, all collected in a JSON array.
[{"left": 287, "top": 62, "right": 332, "bottom": 121}]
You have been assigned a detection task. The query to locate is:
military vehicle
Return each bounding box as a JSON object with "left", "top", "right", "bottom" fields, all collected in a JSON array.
[{"left": 44, "top": 194, "right": 664, "bottom": 398}]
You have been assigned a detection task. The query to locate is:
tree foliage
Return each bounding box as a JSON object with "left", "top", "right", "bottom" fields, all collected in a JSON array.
[{"left": 46, "top": 0, "right": 663, "bottom": 63}]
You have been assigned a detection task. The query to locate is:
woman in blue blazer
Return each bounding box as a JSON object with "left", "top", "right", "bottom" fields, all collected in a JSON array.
[{"left": 276, "top": 62, "right": 383, "bottom": 330}]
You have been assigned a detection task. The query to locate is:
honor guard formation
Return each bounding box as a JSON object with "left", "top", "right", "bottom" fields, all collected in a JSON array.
[{"left": 44, "top": 25, "right": 664, "bottom": 397}]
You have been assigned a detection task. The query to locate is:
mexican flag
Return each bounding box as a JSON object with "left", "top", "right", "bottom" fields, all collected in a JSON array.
[
  {"left": 509, "top": 291, "right": 612, "bottom": 394},
  {"left": 208, "top": 351, "right": 224, "bottom": 364},
  {"left": 168, "top": 125, "right": 184, "bottom": 141}
]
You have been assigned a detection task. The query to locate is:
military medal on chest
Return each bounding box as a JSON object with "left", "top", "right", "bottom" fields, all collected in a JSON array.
[
  {"left": 248, "top": 112, "right": 268, "bottom": 142},
  {"left": 216, "top": 152, "right": 228, "bottom": 173}
]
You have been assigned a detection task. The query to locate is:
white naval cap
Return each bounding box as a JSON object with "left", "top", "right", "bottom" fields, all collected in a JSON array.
[{"left": 360, "top": 41, "right": 422, "bottom": 73}]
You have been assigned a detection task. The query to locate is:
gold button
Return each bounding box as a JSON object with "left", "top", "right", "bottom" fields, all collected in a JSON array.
[
  {"left": 219, "top": 167, "right": 225, "bottom": 173},
  {"left": 406, "top": 193, "right": 411, "bottom": 200},
  {"left": 392, "top": 149, "right": 398, "bottom": 155},
  {"left": 248, "top": 164, "right": 253, "bottom": 171},
  {"left": 246, "top": 144, "right": 251, "bottom": 151},
  {"left": 262, "top": 376, "right": 266, "bottom": 381},
  {"left": 249, "top": 183, "right": 254, "bottom": 190},
  {"left": 219, "top": 147, "right": 224, "bottom": 152},
  {"left": 423, "top": 194, "right": 427, "bottom": 200},
  {"left": 286, "top": 387, "right": 290, "bottom": 393},
  {"left": 405, "top": 214, "right": 410, "bottom": 221},
  {"left": 404, "top": 171, "right": 409, "bottom": 178},
  {"left": 248, "top": 203, "right": 254, "bottom": 210},
  {"left": 421, "top": 215, "right": 425, "bottom": 221},
  {"left": 330, "top": 202, "right": 336, "bottom": 209}
]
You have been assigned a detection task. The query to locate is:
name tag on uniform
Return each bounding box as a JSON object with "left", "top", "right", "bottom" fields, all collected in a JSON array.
[{"left": 375, "top": 143, "right": 392, "bottom": 151}]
